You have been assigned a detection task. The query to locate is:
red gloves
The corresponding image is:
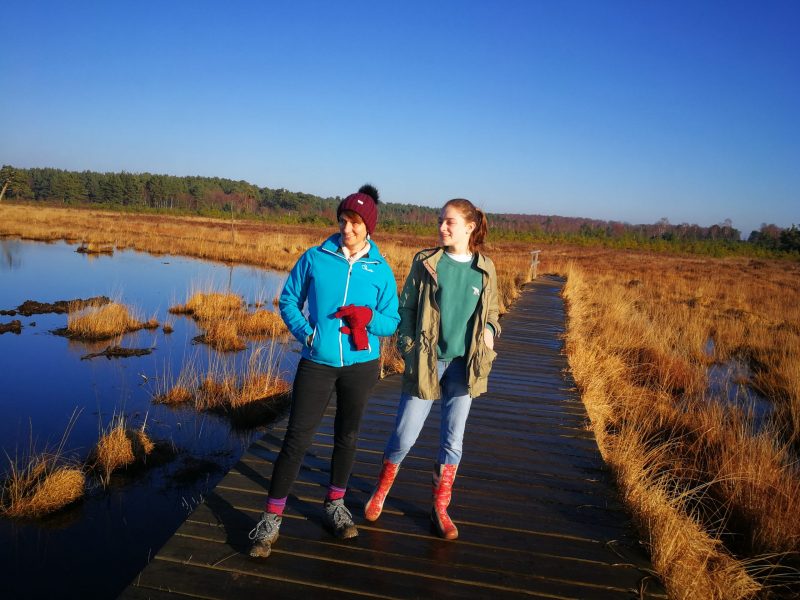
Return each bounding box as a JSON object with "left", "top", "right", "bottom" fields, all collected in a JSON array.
[{"left": 334, "top": 305, "right": 373, "bottom": 351}]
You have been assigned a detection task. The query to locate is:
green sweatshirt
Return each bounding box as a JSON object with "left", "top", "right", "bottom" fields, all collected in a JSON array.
[{"left": 435, "top": 252, "right": 483, "bottom": 360}]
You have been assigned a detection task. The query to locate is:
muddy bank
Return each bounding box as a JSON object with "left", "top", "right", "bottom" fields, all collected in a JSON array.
[
  {"left": 1, "top": 296, "right": 111, "bottom": 317},
  {"left": 0, "top": 320, "right": 22, "bottom": 334},
  {"left": 80, "top": 346, "right": 154, "bottom": 360}
]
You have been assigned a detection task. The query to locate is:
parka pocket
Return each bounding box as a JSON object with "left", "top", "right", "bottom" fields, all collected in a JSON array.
[{"left": 475, "top": 342, "right": 497, "bottom": 378}]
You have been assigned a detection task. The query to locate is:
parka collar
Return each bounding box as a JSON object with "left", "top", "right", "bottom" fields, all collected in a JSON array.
[
  {"left": 321, "top": 234, "right": 386, "bottom": 264},
  {"left": 422, "top": 246, "right": 490, "bottom": 273}
]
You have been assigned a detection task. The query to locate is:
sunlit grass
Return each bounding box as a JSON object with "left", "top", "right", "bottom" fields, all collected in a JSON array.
[
  {"left": 155, "top": 346, "right": 290, "bottom": 418},
  {"left": 1, "top": 454, "right": 85, "bottom": 519},
  {"left": 91, "top": 417, "right": 155, "bottom": 486},
  {"left": 4, "top": 202, "right": 800, "bottom": 597},
  {"left": 170, "top": 291, "right": 242, "bottom": 321},
  {"left": 0, "top": 413, "right": 85, "bottom": 519},
  {"left": 67, "top": 299, "right": 157, "bottom": 340}
]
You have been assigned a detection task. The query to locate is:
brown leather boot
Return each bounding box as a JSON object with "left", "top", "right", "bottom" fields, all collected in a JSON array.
[
  {"left": 364, "top": 458, "right": 400, "bottom": 521},
  {"left": 431, "top": 463, "right": 459, "bottom": 540}
]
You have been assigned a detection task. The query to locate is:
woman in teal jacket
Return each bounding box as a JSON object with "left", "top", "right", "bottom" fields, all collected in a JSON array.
[{"left": 249, "top": 184, "right": 399, "bottom": 558}]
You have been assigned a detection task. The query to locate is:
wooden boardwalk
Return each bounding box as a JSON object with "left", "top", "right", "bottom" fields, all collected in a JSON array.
[{"left": 122, "top": 276, "right": 665, "bottom": 599}]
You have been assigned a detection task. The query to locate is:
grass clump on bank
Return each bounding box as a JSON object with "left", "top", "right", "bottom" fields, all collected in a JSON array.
[
  {"left": 154, "top": 347, "right": 291, "bottom": 426},
  {"left": 66, "top": 299, "right": 158, "bottom": 340},
  {"left": 91, "top": 418, "right": 156, "bottom": 486},
  {"left": 170, "top": 290, "right": 289, "bottom": 352},
  {"left": 170, "top": 292, "right": 243, "bottom": 321},
  {"left": 1, "top": 453, "right": 85, "bottom": 519}
]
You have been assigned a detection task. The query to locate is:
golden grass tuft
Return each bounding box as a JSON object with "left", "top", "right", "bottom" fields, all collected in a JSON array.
[
  {"left": 92, "top": 420, "right": 155, "bottom": 485},
  {"left": 67, "top": 300, "right": 156, "bottom": 340},
  {"left": 156, "top": 346, "right": 290, "bottom": 417},
  {"left": 170, "top": 292, "right": 243, "bottom": 321},
  {"left": 155, "top": 385, "right": 194, "bottom": 405},
  {"left": 1, "top": 454, "right": 85, "bottom": 519},
  {"left": 196, "top": 319, "right": 247, "bottom": 352},
  {"left": 234, "top": 371, "right": 291, "bottom": 409},
  {"left": 171, "top": 290, "right": 288, "bottom": 352},
  {"left": 237, "top": 309, "right": 288, "bottom": 337}
]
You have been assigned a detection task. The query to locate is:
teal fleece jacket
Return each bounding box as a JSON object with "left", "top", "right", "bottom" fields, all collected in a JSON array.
[{"left": 279, "top": 234, "right": 400, "bottom": 367}]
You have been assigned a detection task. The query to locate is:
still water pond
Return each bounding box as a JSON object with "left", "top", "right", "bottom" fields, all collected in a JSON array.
[{"left": 0, "top": 239, "right": 297, "bottom": 599}]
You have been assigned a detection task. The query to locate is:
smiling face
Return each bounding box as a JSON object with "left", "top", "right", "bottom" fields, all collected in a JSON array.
[
  {"left": 438, "top": 205, "right": 475, "bottom": 254},
  {"left": 339, "top": 210, "right": 368, "bottom": 252}
]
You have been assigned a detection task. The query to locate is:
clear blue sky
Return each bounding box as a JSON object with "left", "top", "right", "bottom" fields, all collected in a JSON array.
[{"left": 2, "top": 1, "right": 798, "bottom": 236}]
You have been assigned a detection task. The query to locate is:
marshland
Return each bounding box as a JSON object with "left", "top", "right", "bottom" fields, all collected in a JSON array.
[{"left": 2, "top": 203, "right": 800, "bottom": 599}]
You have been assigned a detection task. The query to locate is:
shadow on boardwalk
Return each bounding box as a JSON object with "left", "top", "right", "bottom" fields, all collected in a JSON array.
[{"left": 122, "top": 276, "right": 666, "bottom": 599}]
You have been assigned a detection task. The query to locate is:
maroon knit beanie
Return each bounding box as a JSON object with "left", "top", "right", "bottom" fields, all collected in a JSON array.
[{"left": 337, "top": 184, "right": 379, "bottom": 235}]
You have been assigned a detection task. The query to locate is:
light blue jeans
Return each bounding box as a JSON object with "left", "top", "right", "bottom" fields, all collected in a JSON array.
[{"left": 385, "top": 357, "right": 473, "bottom": 465}]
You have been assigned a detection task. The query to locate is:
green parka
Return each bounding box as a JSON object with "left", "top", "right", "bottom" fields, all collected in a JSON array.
[{"left": 397, "top": 247, "right": 501, "bottom": 400}]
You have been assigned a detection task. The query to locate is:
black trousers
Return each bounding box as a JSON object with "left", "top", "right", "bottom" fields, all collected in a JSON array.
[{"left": 268, "top": 357, "right": 381, "bottom": 499}]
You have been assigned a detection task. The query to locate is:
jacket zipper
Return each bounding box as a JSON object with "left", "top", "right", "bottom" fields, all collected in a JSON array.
[{"left": 321, "top": 246, "right": 380, "bottom": 366}]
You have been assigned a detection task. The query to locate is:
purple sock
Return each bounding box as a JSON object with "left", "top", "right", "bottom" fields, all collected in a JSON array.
[
  {"left": 266, "top": 496, "right": 287, "bottom": 516},
  {"left": 326, "top": 485, "right": 346, "bottom": 501}
]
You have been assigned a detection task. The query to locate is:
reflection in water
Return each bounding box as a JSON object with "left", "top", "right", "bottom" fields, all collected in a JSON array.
[
  {"left": 706, "top": 355, "right": 773, "bottom": 432},
  {"left": 0, "top": 239, "right": 295, "bottom": 599},
  {"left": 0, "top": 239, "right": 23, "bottom": 270}
]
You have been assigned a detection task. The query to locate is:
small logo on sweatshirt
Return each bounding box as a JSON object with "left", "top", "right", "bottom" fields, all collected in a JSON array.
[
  {"left": 362, "top": 264, "right": 374, "bottom": 272},
  {"left": 472, "top": 286, "right": 480, "bottom": 296}
]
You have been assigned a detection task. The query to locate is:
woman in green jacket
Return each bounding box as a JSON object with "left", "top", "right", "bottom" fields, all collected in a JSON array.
[{"left": 364, "top": 198, "right": 501, "bottom": 539}]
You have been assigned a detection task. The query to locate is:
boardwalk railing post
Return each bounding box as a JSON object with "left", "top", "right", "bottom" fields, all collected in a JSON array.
[{"left": 530, "top": 250, "right": 541, "bottom": 280}]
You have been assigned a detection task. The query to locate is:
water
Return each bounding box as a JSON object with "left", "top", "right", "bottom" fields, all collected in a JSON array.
[
  {"left": 0, "top": 238, "right": 298, "bottom": 599},
  {"left": 704, "top": 338, "right": 773, "bottom": 431}
]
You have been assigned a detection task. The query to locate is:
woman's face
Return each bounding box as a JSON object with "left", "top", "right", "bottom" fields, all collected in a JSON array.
[
  {"left": 339, "top": 211, "right": 368, "bottom": 252},
  {"left": 438, "top": 205, "right": 475, "bottom": 251}
]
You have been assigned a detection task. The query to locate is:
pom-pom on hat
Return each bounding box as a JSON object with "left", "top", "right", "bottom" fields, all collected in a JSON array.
[{"left": 337, "top": 184, "right": 380, "bottom": 235}]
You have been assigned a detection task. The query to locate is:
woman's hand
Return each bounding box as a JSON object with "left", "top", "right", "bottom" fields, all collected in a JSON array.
[{"left": 483, "top": 327, "right": 494, "bottom": 350}]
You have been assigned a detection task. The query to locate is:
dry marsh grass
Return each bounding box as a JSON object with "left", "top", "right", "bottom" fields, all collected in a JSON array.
[
  {"left": 155, "top": 346, "right": 290, "bottom": 417},
  {"left": 170, "top": 291, "right": 243, "bottom": 321},
  {"left": 66, "top": 299, "right": 158, "bottom": 340},
  {"left": 6, "top": 203, "right": 800, "bottom": 596},
  {"left": 237, "top": 309, "right": 288, "bottom": 337},
  {"left": 170, "top": 290, "right": 289, "bottom": 352},
  {"left": 560, "top": 249, "right": 800, "bottom": 597},
  {"left": 91, "top": 418, "right": 155, "bottom": 486},
  {"left": 1, "top": 453, "right": 85, "bottom": 519}
]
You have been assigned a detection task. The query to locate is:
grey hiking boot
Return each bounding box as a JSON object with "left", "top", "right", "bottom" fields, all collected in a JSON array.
[
  {"left": 323, "top": 498, "right": 358, "bottom": 539},
  {"left": 248, "top": 511, "right": 282, "bottom": 558}
]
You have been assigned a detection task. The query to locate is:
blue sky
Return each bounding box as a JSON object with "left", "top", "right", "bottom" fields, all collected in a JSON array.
[{"left": 2, "top": 1, "right": 797, "bottom": 236}]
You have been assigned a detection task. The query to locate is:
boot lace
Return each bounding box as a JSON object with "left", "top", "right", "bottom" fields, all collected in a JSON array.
[
  {"left": 325, "top": 499, "right": 355, "bottom": 530},
  {"left": 249, "top": 513, "right": 280, "bottom": 542}
]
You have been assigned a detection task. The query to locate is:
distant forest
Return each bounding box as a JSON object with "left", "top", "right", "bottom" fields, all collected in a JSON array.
[{"left": 1, "top": 165, "right": 798, "bottom": 253}]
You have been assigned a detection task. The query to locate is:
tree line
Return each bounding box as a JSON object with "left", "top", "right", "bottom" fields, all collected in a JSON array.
[{"left": 1, "top": 165, "right": 797, "bottom": 253}]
